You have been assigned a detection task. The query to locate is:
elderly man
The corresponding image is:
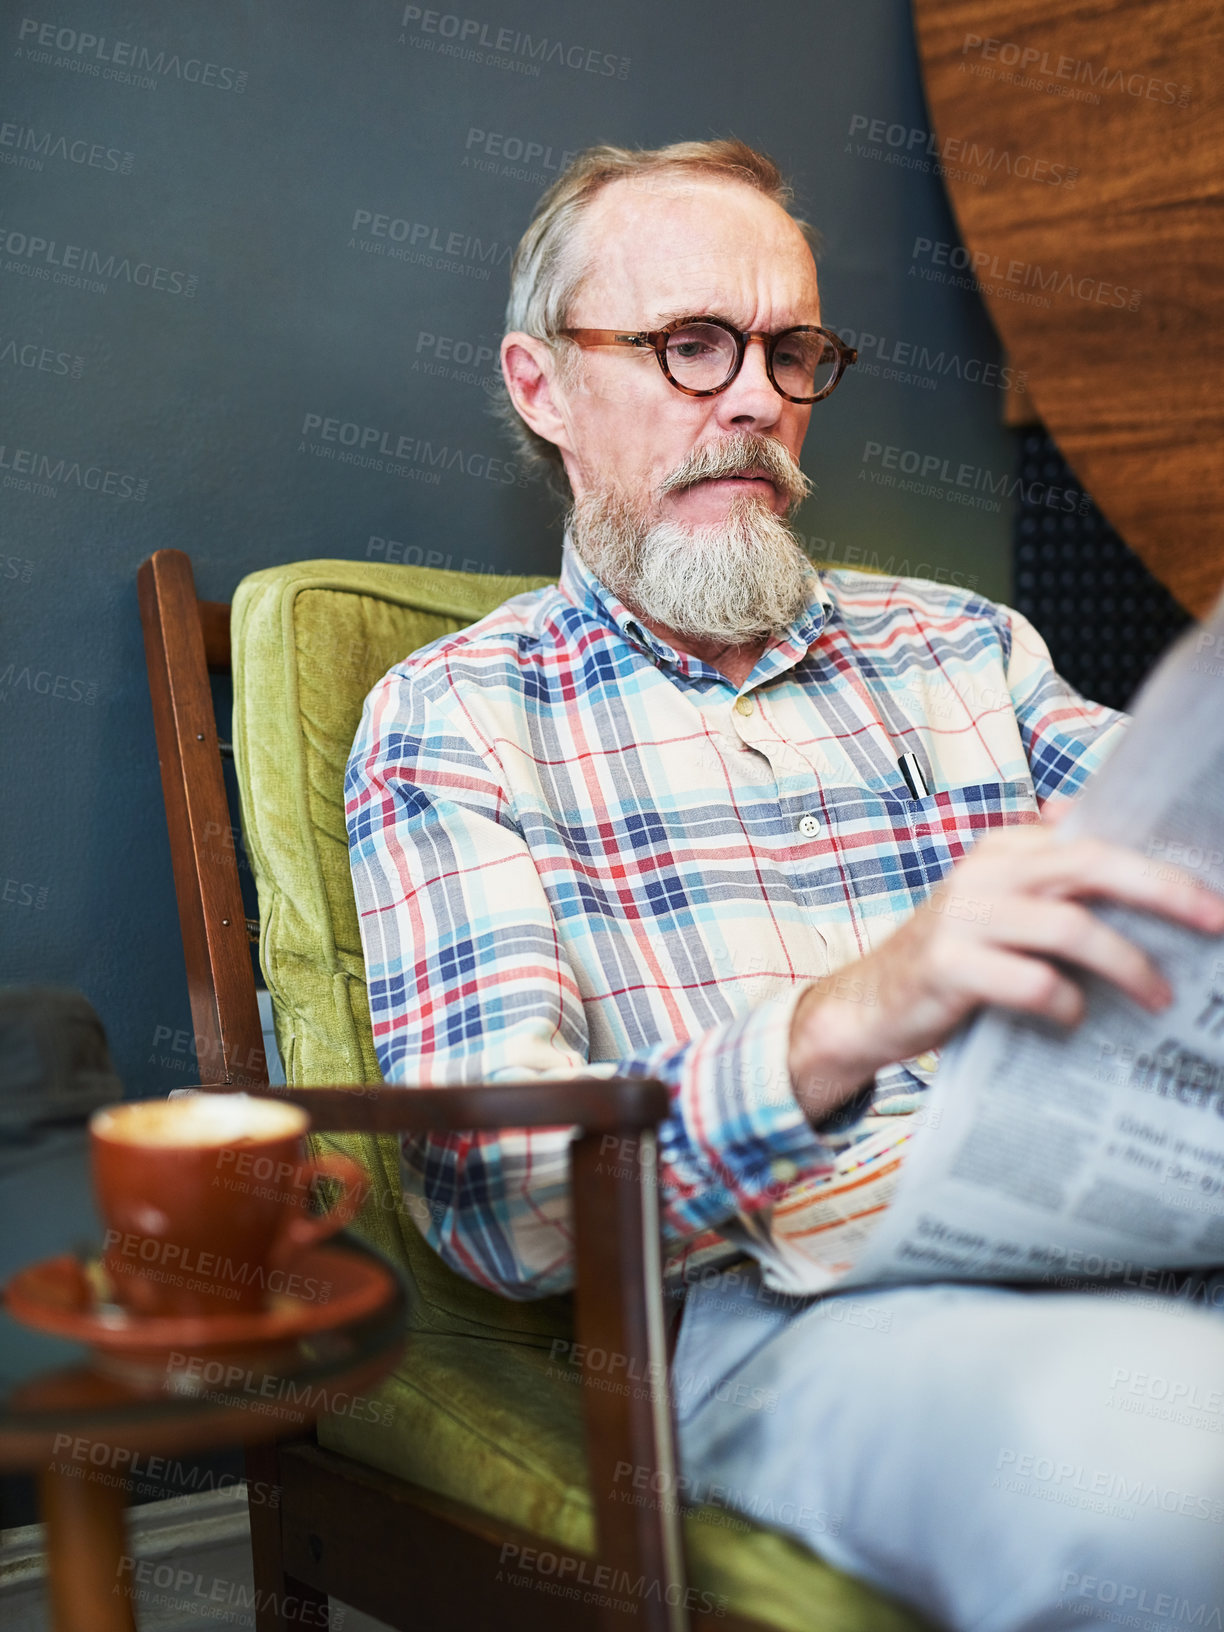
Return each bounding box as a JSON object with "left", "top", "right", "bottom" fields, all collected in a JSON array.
[{"left": 346, "top": 140, "right": 1224, "bottom": 1630}]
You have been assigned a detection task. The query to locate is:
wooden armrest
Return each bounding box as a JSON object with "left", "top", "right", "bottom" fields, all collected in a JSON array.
[
  {"left": 215, "top": 1077, "right": 670, "bottom": 1135},
  {"left": 569, "top": 1124, "right": 686, "bottom": 1631},
  {"left": 303, "top": 1076, "right": 685, "bottom": 1629},
  {"left": 203, "top": 1073, "right": 687, "bottom": 1629}
]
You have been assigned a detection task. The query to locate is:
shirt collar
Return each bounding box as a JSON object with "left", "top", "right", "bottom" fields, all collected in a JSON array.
[{"left": 558, "top": 537, "right": 831, "bottom": 689}]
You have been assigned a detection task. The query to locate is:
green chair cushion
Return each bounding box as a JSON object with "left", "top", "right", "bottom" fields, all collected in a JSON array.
[
  {"left": 231, "top": 557, "right": 930, "bottom": 1632},
  {"left": 231, "top": 559, "right": 570, "bottom": 1344},
  {"left": 318, "top": 1336, "right": 930, "bottom": 1632}
]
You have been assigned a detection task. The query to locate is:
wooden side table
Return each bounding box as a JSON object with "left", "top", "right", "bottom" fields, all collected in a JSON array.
[{"left": 0, "top": 1240, "right": 407, "bottom": 1632}]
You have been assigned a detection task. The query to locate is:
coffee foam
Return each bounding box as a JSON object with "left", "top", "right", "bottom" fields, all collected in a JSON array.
[{"left": 92, "top": 1094, "right": 307, "bottom": 1147}]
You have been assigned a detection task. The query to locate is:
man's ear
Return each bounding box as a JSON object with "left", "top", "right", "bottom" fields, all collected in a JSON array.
[{"left": 501, "top": 333, "right": 574, "bottom": 459}]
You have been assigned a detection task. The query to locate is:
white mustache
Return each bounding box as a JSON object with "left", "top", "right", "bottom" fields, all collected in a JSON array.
[{"left": 657, "top": 434, "right": 811, "bottom": 508}]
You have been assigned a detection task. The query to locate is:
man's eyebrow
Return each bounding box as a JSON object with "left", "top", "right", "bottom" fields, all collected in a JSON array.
[
  {"left": 648, "top": 308, "right": 822, "bottom": 331},
  {"left": 651, "top": 307, "right": 713, "bottom": 326}
]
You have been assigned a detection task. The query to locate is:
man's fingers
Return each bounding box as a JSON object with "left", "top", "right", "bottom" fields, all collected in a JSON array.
[
  {"left": 957, "top": 944, "right": 1085, "bottom": 1027},
  {"left": 1043, "top": 840, "right": 1224, "bottom": 934},
  {"left": 967, "top": 832, "right": 1224, "bottom": 935},
  {"left": 986, "top": 898, "right": 1173, "bottom": 1013},
  {"left": 1039, "top": 796, "right": 1074, "bottom": 828}
]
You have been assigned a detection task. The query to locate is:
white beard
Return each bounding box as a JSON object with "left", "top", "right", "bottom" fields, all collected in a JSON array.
[{"left": 571, "top": 490, "right": 815, "bottom": 646}]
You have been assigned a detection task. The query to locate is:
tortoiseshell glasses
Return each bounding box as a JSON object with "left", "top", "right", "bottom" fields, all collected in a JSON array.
[{"left": 557, "top": 316, "right": 857, "bottom": 403}]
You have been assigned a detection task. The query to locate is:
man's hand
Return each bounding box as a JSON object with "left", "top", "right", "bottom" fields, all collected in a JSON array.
[{"left": 788, "top": 818, "right": 1224, "bottom": 1124}]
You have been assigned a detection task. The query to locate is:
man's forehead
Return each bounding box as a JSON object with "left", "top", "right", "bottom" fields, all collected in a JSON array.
[{"left": 572, "top": 173, "right": 820, "bottom": 325}]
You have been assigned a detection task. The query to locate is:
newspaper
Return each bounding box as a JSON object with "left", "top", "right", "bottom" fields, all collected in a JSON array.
[{"left": 740, "top": 595, "right": 1224, "bottom": 1296}]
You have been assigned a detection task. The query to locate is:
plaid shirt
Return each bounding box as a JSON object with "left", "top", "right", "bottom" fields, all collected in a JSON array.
[{"left": 346, "top": 545, "right": 1124, "bottom": 1298}]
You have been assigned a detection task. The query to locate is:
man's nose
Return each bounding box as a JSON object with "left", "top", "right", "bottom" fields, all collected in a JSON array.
[{"left": 714, "top": 335, "right": 782, "bottom": 431}]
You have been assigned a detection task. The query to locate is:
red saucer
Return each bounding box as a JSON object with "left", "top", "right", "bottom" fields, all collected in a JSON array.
[{"left": 4, "top": 1241, "right": 397, "bottom": 1363}]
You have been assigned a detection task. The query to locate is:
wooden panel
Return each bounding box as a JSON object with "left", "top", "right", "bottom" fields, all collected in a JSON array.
[
  {"left": 279, "top": 1443, "right": 600, "bottom": 1632},
  {"left": 245, "top": 1442, "right": 329, "bottom": 1632},
  {"left": 277, "top": 1443, "right": 763, "bottom": 1632},
  {"left": 199, "top": 599, "right": 232, "bottom": 672},
  {"left": 573, "top": 1130, "right": 686, "bottom": 1632},
  {"left": 137, "top": 549, "right": 268, "bottom": 1089},
  {"left": 38, "top": 1466, "right": 134, "bottom": 1632},
  {"left": 914, "top": 0, "right": 1224, "bottom": 614}
]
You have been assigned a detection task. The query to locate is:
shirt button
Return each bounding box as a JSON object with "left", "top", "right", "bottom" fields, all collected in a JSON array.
[
  {"left": 771, "top": 1158, "right": 799, "bottom": 1185},
  {"left": 797, "top": 813, "right": 821, "bottom": 838},
  {"left": 733, "top": 695, "right": 754, "bottom": 716},
  {"left": 915, "top": 1051, "right": 939, "bottom": 1073}
]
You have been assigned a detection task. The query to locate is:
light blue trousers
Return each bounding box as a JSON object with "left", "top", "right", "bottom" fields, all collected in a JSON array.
[{"left": 672, "top": 1264, "right": 1224, "bottom": 1631}]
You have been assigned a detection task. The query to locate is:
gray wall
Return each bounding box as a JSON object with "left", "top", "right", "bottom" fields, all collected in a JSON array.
[{"left": 0, "top": 1, "right": 1017, "bottom": 1100}]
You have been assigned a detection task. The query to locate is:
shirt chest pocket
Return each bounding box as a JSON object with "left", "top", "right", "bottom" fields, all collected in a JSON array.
[{"left": 904, "top": 778, "right": 1041, "bottom": 884}]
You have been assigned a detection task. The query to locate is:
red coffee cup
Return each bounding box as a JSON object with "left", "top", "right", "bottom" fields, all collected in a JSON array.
[{"left": 90, "top": 1093, "right": 368, "bottom": 1318}]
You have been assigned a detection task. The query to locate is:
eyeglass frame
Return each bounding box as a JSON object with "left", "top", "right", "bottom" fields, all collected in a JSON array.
[{"left": 555, "top": 316, "right": 858, "bottom": 404}]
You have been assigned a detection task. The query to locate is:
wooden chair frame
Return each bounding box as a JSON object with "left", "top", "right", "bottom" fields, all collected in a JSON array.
[{"left": 137, "top": 548, "right": 766, "bottom": 1632}]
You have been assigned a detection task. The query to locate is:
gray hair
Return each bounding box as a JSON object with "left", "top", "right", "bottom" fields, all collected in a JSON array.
[{"left": 494, "top": 139, "right": 814, "bottom": 490}]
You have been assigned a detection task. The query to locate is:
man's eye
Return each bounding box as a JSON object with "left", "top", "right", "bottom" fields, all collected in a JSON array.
[
  {"left": 671, "top": 340, "right": 714, "bottom": 360},
  {"left": 776, "top": 341, "right": 821, "bottom": 370}
]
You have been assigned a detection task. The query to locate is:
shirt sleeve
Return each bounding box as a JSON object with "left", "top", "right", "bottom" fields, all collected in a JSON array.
[
  {"left": 345, "top": 660, "right": 834, "bottom": 1300},
  {"left": 1002, "top": 604, "right": 1128, "bottom": 802}
]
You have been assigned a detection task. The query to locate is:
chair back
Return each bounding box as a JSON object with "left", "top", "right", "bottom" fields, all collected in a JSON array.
[
  {"left": 140, "top": 550, "right": 571, "bottom": 1342},
  {"left": 229, "top": 558, "right": 573, "bottom": 1342},
  {"left": 138, "top": 550, "right": 268, "bottom": 1093}
]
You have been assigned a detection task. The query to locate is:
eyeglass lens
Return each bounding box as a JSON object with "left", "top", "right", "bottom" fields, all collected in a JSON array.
[{"left": 663, "top": 322, "right": 839, "bottom": 397}]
